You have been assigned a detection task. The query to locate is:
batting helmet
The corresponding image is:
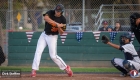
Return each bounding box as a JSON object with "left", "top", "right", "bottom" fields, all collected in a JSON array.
[{"left": 54, "top": 4, "right": 64, "bottom": 13}]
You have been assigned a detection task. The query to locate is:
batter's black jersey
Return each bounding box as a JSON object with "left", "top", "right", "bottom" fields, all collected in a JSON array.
[
  {"left": 132, "top": 24, "right": 140, "bottom": 44},
  {"left": 43, "top": 10, "right": 66, "bottom": 35},
  {"left": 119, "top": 43, "right": 140, "bottom": 63}
]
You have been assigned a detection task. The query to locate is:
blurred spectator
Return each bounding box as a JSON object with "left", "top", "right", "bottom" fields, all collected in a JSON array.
[
  {"left": 107, "top": 26, "right": 113, "bottom": 32},
  {"left": 99, "top": 21, "right": 110, "bottom": 31},
  {"left": 113, "top": 22, "right": 123, "bottom": 31}
]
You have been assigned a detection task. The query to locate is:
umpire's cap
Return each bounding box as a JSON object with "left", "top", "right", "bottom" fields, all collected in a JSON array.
[
  {"left": 54, "top": 4, "right": 64, "bottom": 12},
  {"left": 121, "top": 32, "right": 131, "bottom": 41},
  {"left": 130, "top": 12, "right": 140, "bottom": 19}
]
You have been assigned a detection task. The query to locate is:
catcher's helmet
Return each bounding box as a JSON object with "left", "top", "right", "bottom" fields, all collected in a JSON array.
[
  {"left": 119, "top": 32, "right": 131, "bottom": 45},
  {"left": 54, "top": 4, "right": 64, "bottom": 12},
  {"left": 121, "top": 32, "right": 131, "bottom": 40}
]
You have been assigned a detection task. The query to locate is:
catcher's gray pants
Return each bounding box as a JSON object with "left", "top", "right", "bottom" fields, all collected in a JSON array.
[{"left": 114, "top": 58, "right": 140, "bottom": 71}]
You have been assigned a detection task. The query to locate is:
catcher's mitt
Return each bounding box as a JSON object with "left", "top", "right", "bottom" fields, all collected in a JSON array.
[{"left": 101, "top": 35, "right": 110, "bottom": 44}]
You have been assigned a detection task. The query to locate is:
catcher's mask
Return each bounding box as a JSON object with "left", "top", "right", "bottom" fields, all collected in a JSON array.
[{"left": 119, "top": 32, "right": 131, "bottom": 45}]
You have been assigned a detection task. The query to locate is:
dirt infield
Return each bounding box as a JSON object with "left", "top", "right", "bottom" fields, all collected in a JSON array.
[{"left": 1, "top": 73, "right": 140, "bottom": 80}]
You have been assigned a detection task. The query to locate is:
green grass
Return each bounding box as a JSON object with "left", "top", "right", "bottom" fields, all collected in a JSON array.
[{"left": 0, "top": 66, "right": 119, "bottom": 73}]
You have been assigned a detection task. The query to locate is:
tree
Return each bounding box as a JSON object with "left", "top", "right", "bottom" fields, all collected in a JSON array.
[
  {"left": 0, "top": 0, "right": 8, "bottom": 47},
  {"left": 114, "top": 0, "right": 140, "bottom": 11},
  {"left": 23, "top": 0, "right": 43, "bottom": 31}
]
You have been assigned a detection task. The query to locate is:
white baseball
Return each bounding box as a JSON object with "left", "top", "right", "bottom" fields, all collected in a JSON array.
[{"left": 19, "top": 26, "right": 23, "bottom": 30}]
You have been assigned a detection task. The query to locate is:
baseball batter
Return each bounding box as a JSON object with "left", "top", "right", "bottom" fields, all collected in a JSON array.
[
  {"left": 31, "top": 4, "right": 73, "bottom": 77},
  {"left": 102, "top": 32, "right": 140, "bottom": 77}
]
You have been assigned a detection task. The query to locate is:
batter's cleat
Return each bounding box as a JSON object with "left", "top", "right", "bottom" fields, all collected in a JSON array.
[
  {"left": 31, "top": 69, "right": 36, "bottom": 77},
  {"left": 65, "top": 65, "right": 73, "bottom": 77}
]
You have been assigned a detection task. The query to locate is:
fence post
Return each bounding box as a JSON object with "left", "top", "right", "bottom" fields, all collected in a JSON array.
[
  {"left": 8, "top": 0, "right": 13, "bottom": 30},
  {"left": 82, "top": 0, "right": 85, "bottom": 31},
  {"left": 6, "top": 0, "right": 13, "bottom": 59},
  {"left": 112, "top": 4, "right": 114, "bottom": 28}
]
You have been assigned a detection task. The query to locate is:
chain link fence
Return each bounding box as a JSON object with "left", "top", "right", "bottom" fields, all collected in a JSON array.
[
  {"left": 8, "top": 0, "right": 140, "bottom": 32},
  {"left": 4, "top": 0, "right": 115, "bottom": 32},
  {"left": 0, "top": 0, "right": 8, "bottom": 64},
  {"left": 6, "top": 0, "right": 140, "bottom": 32},
  {"left": 95, "top": 4, "right": 140, "bottom": 31},
  {"left": 0, "top": 0, "right": 140, "bottom": 65}
]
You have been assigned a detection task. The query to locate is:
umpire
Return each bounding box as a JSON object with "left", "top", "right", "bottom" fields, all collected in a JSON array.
[
  {"left": 130, "top": 12, "right": 140, "bottom": 56},
  {"left": 0, "top": 46, "right": 5, "bottom": 66}
]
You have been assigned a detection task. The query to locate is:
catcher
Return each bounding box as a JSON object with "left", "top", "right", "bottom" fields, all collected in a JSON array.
[{"left": 101, "top": 32, "right": 140, "bottom": 77}]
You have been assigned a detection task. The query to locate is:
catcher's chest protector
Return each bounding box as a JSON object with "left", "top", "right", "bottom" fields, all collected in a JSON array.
[
  {"left": 137, "top": 52, "right": 140, "bottom": 58},
  {"left": 0, "top": 46, "right": 5, "bottom": 65},
  {"left": 136, "top": 48, "right": 140, "bottom": 58}
]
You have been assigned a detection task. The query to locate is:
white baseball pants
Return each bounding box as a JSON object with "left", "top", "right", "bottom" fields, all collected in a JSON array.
[{"left": 32, "top": 32, "right": 67, "bottom": 70}]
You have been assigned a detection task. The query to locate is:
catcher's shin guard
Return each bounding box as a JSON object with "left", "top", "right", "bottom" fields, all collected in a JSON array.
[
  {"left": 123, "top": 60, "right": 136, "bottom": 71},
  {"left": 111, "top": 58, "right": 128, "bottom": 74}
]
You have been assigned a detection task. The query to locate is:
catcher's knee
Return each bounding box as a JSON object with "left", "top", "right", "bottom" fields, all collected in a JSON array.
[
  {"left": 123, "top": 60, "right": 136, "bottom": 71},
  {"left": 111, "top": 58, "right": 128, "bottom": 74},
  {"left": 111, "top": 58, "right": 117, "bottom": 66}
]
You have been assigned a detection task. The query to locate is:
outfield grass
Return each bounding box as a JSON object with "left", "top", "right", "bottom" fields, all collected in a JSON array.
[{"left": 0, "top": 66, "right": 119, "bottom": 73}]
